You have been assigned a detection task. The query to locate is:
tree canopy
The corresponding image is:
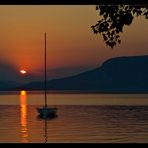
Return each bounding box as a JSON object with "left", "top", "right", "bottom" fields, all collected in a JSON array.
[{"left": 91, "top": 5, "right": 148, "bottom": 48}]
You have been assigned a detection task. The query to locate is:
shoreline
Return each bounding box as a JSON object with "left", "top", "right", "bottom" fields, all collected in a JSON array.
[{"left": 1, "top": 90, "right": 148, "bottom": 95}]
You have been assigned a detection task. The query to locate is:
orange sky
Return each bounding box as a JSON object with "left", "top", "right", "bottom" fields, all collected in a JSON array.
[{"left": 0, "top": 5, "right": 148, "bottom": 80}]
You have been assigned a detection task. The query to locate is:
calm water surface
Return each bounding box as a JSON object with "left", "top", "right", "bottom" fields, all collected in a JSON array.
[{"left": 0, "top": 91, "right": 148, "bottom": 143}]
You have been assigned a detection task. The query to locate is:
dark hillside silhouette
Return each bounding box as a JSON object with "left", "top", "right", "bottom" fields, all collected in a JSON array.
[{"left": 16, "top": 55, "right": 148, "bottom": 93}]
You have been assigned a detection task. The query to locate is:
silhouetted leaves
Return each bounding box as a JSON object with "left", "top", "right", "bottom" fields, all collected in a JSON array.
[{"left": 92, "top": 5, "right": 148, "bottom": 48}]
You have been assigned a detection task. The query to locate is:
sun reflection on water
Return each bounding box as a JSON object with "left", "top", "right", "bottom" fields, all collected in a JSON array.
[{"left": 20, "top": 90, "right": 28, "bottom": 143}]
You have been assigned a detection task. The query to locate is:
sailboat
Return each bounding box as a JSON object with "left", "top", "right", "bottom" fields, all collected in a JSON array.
[{"left": 37, "top": 32, "right": 57, "bottom": 119}]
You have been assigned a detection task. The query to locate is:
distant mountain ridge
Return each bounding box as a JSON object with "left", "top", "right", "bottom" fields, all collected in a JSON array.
[
  {"left": 0, "top": 81, "right": 21, "bottom": 90},
  {"left": 1, "top": 55, "right": 148, "bottom": 93},
  {"left": 17, "top": 55, "right": 148, "bottom": 93}
]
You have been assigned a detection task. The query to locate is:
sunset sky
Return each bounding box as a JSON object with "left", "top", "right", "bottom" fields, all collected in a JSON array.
[{"left": 0, "top": 5, "right": 148, "bottom": 82}]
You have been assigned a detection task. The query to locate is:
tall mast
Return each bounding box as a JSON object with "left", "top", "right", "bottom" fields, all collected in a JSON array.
[{"left": 45, "top": 32, "right": 47, "bottom": 108}]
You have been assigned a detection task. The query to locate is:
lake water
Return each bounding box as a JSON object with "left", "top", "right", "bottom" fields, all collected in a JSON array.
[{"left": 0, "top": 91, "right": 148, "bottom": 143}]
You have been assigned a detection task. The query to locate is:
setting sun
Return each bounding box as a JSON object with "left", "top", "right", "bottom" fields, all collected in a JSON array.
[
  {"left": 20, "top": 70, "right": 27, "bottom": 75},
  {"left": 21, "top": 90, "right": 26, "bottom": 96}
]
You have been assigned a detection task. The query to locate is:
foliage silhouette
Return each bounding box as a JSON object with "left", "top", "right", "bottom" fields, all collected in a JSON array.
[{"left": 91, "top": 5, "right": 148, "bottom": 48}]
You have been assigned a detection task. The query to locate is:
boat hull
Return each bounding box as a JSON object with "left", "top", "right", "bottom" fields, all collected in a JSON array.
[{"left": 37, "top": 107, "right": 57, "bottom": 119}]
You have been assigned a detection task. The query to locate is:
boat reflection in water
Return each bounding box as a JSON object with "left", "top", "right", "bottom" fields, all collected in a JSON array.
[
  {"left": 20, "top": 90, "right": 28, "bottom": 143},
  {"left": 44, "top": 119, "right": 48, "bottom": 143},
  {"left": 38, "top": 113, "right": 57, "bottom": 143}
]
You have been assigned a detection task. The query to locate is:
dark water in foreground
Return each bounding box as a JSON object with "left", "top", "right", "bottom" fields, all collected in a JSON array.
[
  {"left": 0, "top": 105, "right": 148, "bottom": 143},
  {"left": 0, "top": 92, "right": 148, "bottom": 143}
]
